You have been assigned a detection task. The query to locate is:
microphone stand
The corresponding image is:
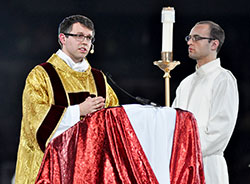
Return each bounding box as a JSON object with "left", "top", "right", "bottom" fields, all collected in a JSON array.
[{"left": 105, "top": 72, "right": 160, "bottom": 107}]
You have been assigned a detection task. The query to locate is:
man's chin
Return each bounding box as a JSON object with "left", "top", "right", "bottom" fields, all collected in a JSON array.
[
  {"left": 188, "top": 54, "right": 197, "bottom": 60},
  {"left": 79, "top": 53, "right": 88, "bottom": 59}
]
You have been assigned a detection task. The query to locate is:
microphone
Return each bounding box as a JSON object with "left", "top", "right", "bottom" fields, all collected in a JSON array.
[{"left": 105, "top": 72, "right": 160, "bottom": 107}]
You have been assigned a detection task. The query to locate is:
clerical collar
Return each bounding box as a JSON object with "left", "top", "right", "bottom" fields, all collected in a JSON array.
[
  {"left": 56, "top": 49, "right": 89, "bottom": 72},
  {"left": 195, "top": 58, "right": 221, "bottom": 76}
]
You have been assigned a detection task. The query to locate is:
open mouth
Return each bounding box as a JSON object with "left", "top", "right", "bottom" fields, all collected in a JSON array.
[{"left": 79, "top": 47, "right": 87, "bottom": 53}]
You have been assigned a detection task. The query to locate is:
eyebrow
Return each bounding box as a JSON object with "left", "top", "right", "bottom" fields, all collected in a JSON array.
[
  {"left": 191, "top": 34, "right": 201, "bottom": 36},
  {"left": 75, "top": 32, "right": 93, "bottom": 36}
]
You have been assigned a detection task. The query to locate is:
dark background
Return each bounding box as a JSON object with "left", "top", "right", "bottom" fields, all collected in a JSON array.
[{"left": 1, "top": 0, "right": 250, "bottom": 183}]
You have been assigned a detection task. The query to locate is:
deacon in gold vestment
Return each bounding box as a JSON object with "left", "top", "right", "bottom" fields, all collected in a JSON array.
[{"left": 15, "top": 15, "right": 119, "bottom": 183}]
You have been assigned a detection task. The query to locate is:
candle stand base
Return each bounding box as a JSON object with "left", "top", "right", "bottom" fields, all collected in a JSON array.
[{"left": 154, "top": 51, "right": 180, "bottom": 106}]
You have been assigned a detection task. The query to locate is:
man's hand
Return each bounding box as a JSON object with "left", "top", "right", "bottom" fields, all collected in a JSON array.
[{"left": 79, "top": 96, "right": 105, "bottom": 116}]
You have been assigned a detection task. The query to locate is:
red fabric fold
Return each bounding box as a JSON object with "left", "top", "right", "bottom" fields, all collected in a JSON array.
[
  {"left": 35, "top": 107, "right": 205, "bottom": 184},
  {"left": 35, "top": 106, "right": 158, "bottom": 184},
  {"left": 170, "top": 109, "right": 205, "bottom": 184}
]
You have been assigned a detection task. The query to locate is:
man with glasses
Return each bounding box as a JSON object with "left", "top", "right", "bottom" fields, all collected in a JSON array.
[
  {"left": 15, "top": 15, "right": 119, "bottom": 183},
  {"left": 172, "top": 21, "right": 239, "bottom": 184}
]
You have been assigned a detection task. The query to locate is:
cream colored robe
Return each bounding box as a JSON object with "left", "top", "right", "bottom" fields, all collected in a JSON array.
[{"left": 172, "top": 58, "right": 239, "bottom": 184}]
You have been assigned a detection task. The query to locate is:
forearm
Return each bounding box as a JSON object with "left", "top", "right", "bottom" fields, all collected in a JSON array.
[{"left": 50, "top": 105, "right": 80, "bottom": 140}]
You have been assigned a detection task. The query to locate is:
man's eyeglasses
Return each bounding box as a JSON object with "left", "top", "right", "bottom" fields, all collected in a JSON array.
[
  {"left": 185, "top": 35, "right": 215, "bottom": 42},
  {"left": 63, "top": 33, "right": 95, "bottom": 43}
]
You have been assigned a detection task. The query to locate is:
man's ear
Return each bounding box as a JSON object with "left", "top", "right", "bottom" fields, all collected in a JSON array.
[
  {"left": 211, "top": 39, "right": 219, "bottom": 51},
  {"left": 59, "top": 33, "right": 66, "bottom": 45}
]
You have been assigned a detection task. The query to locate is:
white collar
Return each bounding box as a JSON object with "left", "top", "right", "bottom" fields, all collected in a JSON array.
[
  {"left": 56, "top": 49, "right": 89, "bottom": 72},
  {"left": 195, "top": 58, "right": 221, "bottom": 76}
]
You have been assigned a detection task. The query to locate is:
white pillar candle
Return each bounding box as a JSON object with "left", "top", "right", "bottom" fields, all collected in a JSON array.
[{"left": 161, "top": 7, "right": 175, "bottom": 52}]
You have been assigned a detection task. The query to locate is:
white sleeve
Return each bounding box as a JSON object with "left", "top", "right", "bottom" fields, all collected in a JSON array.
[
  {"left": 50, "top": 104, "right": 80, "bottom": 140},
  {"left": 199, "top": 74, "right": 239, "bottom": 157}
]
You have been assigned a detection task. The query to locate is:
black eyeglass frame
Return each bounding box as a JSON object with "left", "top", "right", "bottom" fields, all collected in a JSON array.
[
  {"left": 63, "top": 33, "right": 95, "bottom": 43},
  {"left": 185, "top": 35, "right": 215, "bottom": 42}
]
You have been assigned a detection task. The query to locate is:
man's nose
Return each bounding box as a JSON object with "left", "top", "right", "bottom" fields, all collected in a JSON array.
[{"left": 187, "top": 39, "right": 193, "bottom": 45}]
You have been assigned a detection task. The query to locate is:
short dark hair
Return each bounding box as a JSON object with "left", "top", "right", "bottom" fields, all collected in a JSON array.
[
  {"left": 196, "top": 21, "right": 225, "bottom": 53},
  {"left": 58, "top": 15, "right": 95, "bottom": 47}
]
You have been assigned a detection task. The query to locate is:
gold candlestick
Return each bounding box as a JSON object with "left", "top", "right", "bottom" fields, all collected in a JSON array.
[
  {"left": 154, "top": 52, "right": 180, "bottom": 106},
  {"left": 154, "top": 7, "right": 180, "bottom": 107}
]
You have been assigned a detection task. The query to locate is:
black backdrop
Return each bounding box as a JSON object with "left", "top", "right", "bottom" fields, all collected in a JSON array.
[{"left": 1, "top": 0, "right": 249, "bottom": 183}]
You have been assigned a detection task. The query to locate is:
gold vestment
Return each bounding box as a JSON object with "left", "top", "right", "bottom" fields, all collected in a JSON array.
[{"left": 15, "top": 54, "right": 119, "bottom": 183}]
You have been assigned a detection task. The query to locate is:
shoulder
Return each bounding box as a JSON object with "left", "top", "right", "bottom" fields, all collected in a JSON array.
[
  {"left": 25, "top": 64, "right": 50, "bottom": 87},
  {"left": 27, "top": 54, "right": 57, "bottom": 79},
  {"left": 28, "top": 54, "right": 59, "bottom": 78},
  {"left": 91, "top": 67, "right": 102, "bottom": 73},
  {"left": 215, "top": 66, "right": 237, "bottom": 84},
  {"left": 28, "top": 64, "right": 47, "bottom": 77},
  {"left": 91, "top": 67, "right": 105, "bottom": 77},
  {"left": 211, "top": 67, "right": 238, "bottom": 96},
  {"left": 178, "top": 72, "right": 195, "bottom": 86}
]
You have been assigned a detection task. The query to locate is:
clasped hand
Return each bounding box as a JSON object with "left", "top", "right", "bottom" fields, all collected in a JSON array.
[{"left": 79, "top": 96, "right": 105, "bottom": 116}]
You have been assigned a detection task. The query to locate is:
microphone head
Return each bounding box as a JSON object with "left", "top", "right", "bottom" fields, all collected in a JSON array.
[{"left": 90, "top": 44, "right": 94, "bottom": 54}]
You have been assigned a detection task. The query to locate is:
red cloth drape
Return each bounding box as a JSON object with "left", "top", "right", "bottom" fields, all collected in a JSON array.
[
  {"left": 35, "top": 107, "right": 205, "bottom": 184},
  {"left": 170, "top": 109, "right": 205, "bottom": 184},
  {"left": 35, "top": 107, "right": 158, "bottom": 184}
]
